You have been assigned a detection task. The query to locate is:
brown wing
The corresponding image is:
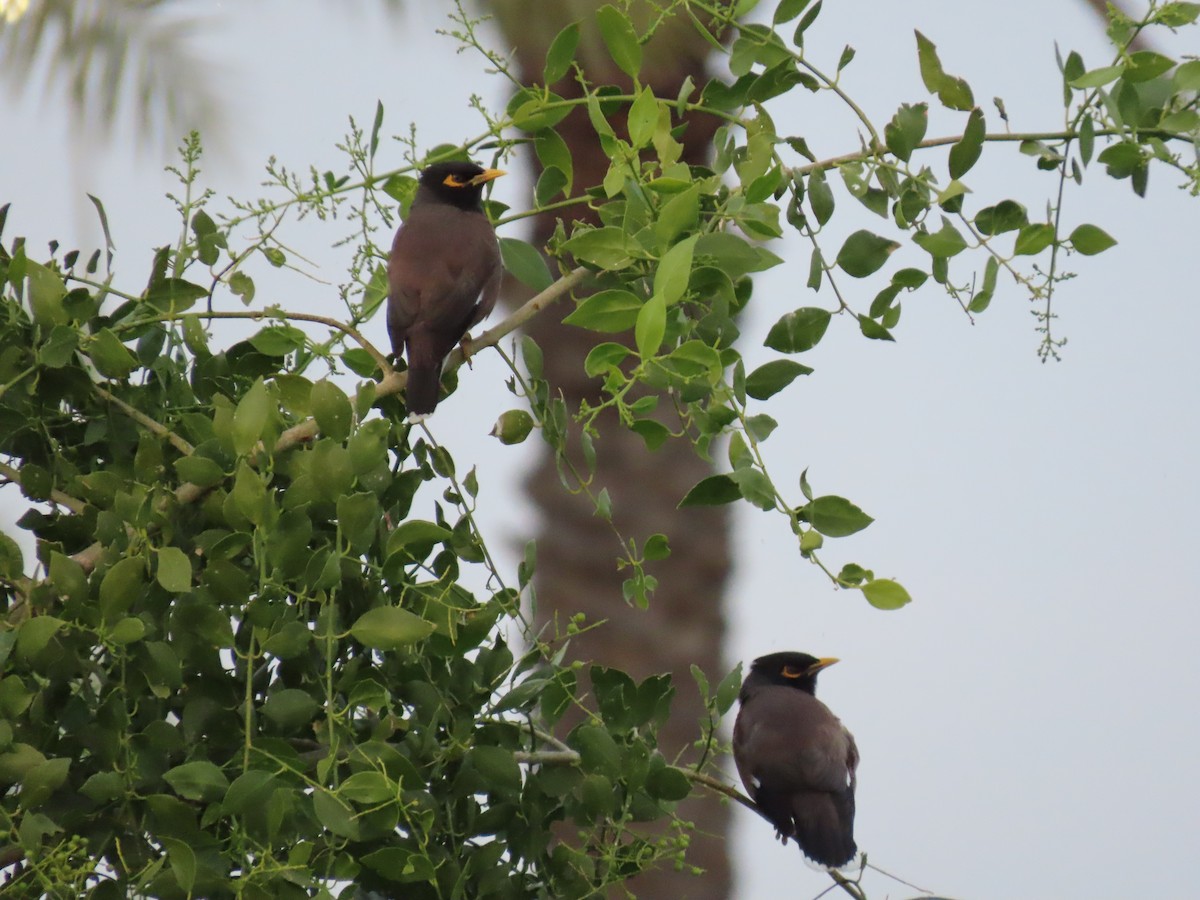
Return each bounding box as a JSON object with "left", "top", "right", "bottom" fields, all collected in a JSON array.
[
  {"left": 387, "top": 203, "right": 500, "bottom": 354},
  {"left": 386, "top": 203, "right": 501, "bottom": 415},
  {"left": 735, "top": 688, "right": 855, "bottom": 794}
]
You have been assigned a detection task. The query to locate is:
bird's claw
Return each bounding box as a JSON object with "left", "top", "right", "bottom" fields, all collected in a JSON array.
[{"left": 459, "top": 333, "right": 476, "bottom": 369}]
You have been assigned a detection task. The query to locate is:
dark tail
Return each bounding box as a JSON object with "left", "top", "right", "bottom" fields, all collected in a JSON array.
[
  {"left": 792, "top": 789, "right": 857, "bottom": 868},
  {"left": 403, "top": 333, "right": 444, "bottom": 417}
]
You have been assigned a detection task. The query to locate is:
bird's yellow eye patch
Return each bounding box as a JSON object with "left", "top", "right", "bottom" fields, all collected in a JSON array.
[
  {"left": 781, "top": 665, "right": 804, "bottom": 678},
  {"left": 443, "top": 174, "right": 468, "bottom": 188}
]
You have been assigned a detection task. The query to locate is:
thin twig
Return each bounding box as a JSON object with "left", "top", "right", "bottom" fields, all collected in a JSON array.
[{"left": 94, "top": 385, "right": 195, "bottom": 456}]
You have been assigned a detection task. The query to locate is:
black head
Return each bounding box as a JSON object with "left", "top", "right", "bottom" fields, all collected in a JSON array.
[
  {"left": 416, "top": 161, "right": 506, "bottom": 211},
  {"left": 741, "top": 651, "right": 839, "bottom": 700}
]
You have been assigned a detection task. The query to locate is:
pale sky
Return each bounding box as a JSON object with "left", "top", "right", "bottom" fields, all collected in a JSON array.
[{"left": 2, "top": 2, "right": 1198, "bottom": 898}]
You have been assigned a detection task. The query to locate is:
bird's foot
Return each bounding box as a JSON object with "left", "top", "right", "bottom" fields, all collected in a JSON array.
[{"left": 459, "top": 333, "right": 476, "bottom": 368}]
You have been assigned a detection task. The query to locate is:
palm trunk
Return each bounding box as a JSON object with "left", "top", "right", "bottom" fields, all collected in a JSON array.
[{"left": 488, "top": 2, "right": 733, "bottom": 896}]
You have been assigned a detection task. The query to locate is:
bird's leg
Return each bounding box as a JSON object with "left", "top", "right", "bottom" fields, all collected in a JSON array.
[{"left": 458, "top": 332, "right": 477, "bottom": 368}]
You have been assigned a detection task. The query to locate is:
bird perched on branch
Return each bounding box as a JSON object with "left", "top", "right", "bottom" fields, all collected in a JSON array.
[
  {"left": 387, "top": 160, "right": 505, "bottom": 422},
  {"left": 733, "top": 651, "right": 860, "bottom": 869}
]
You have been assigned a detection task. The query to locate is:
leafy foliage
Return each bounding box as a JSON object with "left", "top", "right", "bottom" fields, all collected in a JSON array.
[{"left": 1, "top": 0, "right": 1198, "bottom": 895}]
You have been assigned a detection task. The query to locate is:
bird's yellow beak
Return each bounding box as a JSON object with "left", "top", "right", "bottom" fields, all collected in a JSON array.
[
  {"left": 469, "top": 168, "right": 506, "bottom": 186},
  {"left": 809, "top": 657, "right": 840, "bottom": 673}
]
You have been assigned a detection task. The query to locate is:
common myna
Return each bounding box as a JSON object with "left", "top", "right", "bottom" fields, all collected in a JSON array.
[
  {"left": 387, "top": 161, "right": 505, "bottom": 421},
  {"left": 733, "top": 652, "right": 859, "bottom": 869}
]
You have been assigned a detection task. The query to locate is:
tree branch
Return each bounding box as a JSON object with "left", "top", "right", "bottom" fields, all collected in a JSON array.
[{"left": 53, "top": 266, "right": 590, "bottom": 581}]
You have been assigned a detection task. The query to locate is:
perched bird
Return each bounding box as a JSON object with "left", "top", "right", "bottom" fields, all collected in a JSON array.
[
  {"left": 387, "top": 161, "right": 505, "bottom": 421},
  {"left": 733, "top": 651, "right": 859, "bottom": 869}
]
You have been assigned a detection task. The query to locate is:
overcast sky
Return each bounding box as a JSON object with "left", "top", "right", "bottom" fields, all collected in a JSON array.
[{"left": 3, "top": 1, "right": 1198, "bottom": 898}]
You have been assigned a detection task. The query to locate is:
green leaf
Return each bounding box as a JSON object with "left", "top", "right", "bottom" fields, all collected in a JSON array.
[
  {"left": 232, "top": 378, "right": 271, "bottom": 455},
  {"left": 583, "top": 342, "right": 632, "bottom": 376},
  {"left": 163, "top": 760, "right": 229, "bottom": 802},
  {"left": 155, "top": 547, "right": 192, "bottom": 594},
  {"left": 974, "top": 200, "right": 1028, "bottom": 235},
  {"left": 913, "top": 218, "right": 968, "bottom": 258},
  {"left": 361, "top": 846, "right": 435, "bottom": 883},
  {"left": 773, "top": 0, "right": 812, "bottom": 22},
  {"left": 161, "top": 837, "right": 197, "bottom": 894},
  {"left": 571, "top": 724, "right": 622, "bottom": 778},
  {"left": 808, "top": 168, "right": 834, "bottom": 225},
  {"left": 231, "top": 460, "right": 267, "bottom": 525},
  {"left": 627, "top": 86, "right": 660, "bottom": 148},
  {"left": 88, "top": 329, "right": 137, "bottom": 378},
  {"left": 836, "top": 230, "right": 900, "bottom": 278},
  {"left": 654, "top": 235, "right": 698, "bottom": 306},
  {"left": 915, "top": 31, "right": 974, "bottom": 110},
  {"left": 563, "top": 226, "right": 635, "bottom": 269},
  {"left": 1069, "top": 64, "right": 1124, "bottom": 88},
  {"left": 499, "top": 237, "right": 553, "bottom": 291},
  {"left": 646, "top": 764, "right": 691, "bottom": 801},
  {"left": 229, "top": 271, "right": 255, "bottom": 305},
  {"left": 764, "top": 307, "right": 831, "bottom": 353},
  {"left": 508, "top": 90, "right": 573, "bottom": 133},
  {"left": 383, "top": 174, "right": 418, "bottom": 207},
  {"left": 655, "top": 184, "right": 701, "bottom": 246},
  {"left": 174, "top": 455, "right": 225, "bottom": 488},
  {"left": 311, "top": 379, "right": 352, "bottom": 443},
  {"left": 635, "top": 293, "right": 666, "bottom": 358},
  {"left": 884, "top": 103, "right": 928, "bottom": 162},
  {"left": 1069, "top": 224, "right": 1117, "bottom": 255},
  {"left": 337, "top": 493, "right": 379, "bottom": 554},
  {"left": 1124, "top": 50, "right": 1175, "bottom": 83},
  {"left": 21, "top": 757, "right": 70, "bottom": 807},
  {"left": 313, "top": 791, "right": 360, "bottom": 839},
  {"left": 948, "top": 107, "right": 985, "bottom": 178},
  {"left": 857, "top": 314, "right": 894, "bottom": 341},
  {"left": 37, "top": 325, "right": 78, "bottom": 368},
  {"left": 1013, "top": 223, "right": 1055, "bottom": 256},
  {"left": 543, "top": 21, "right": 580, "bottom": 84},
  {"left": 109, "top": 617, "right": 146, "bottom": 645},
  {"left": 387, "top": 520, "right": 452, "bottom": 557},
  {"left": 49, "top": 553, "right": 88, "bottom": 604},
  {"left": 732, "top": 469, "right": 775, "bottom": 509},
  {"left": 143, "top": 278, "right": 208, "bottom": 313},
  {"left": 694, "top": 232, "right": 783, "bottom": 275},
  {"left": 745, "top": 359, "right": 813, "bottom": 400},
  {"left": 804, "top": 495, "right": 873, "bottom": 537},
  {"left": 25, "top": 262, "right": 69, "bottom": 326},
  {"left": 1156, "top": 2, "right": 1200, "bottom": 27},
  {"left": 248, "top": 325, "right": 305, "bottom": 356},
  {"left": 861, "top": 578, "right": 912, "bottom": 610},
  {"left": 745, "top": 413, "right": 778, "bottom": 442},
  {"left": 350, "top": 606, "right": 435, "bottom": 651},
  {"left": 334, "top": 771, "right": 393, "bottom": 807},
  {"left": 16, "top": 617, "right": 66, "bottom": 660},
  {"left": 563, "top": 289, "right": 643, "bottom": 333},
  {"left": 793, "top": 0, "right": 824, "bottom": 40},
  {"left": 596, "top": 4, "right": 642, "bottom": 79},
  {"left": 99, "top": 557, "right": 144, "bottom": 623},
  {"left": 678, "top": 474, "right": 742, "bottom": 507},
  {"left": 1173, "top": 58, "right": 1200, "bottom": 92},
  {"left": 467, "top": 746, "right": 522, "bottom": 798},
  {"left": 87, "top": 193, "right": 115, "bottom": 267},
  {"left": 80, "top": 772, "right": 124, "bottom": 803},
  {"left": 262, "top": 689, "right": 320, "bottom": 731},
  {"left": 969, "top": 256, "right": 1000, "bottom": 313},
  {"left": 644, "top": 533, "right": 671, "bottom": 561}
]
